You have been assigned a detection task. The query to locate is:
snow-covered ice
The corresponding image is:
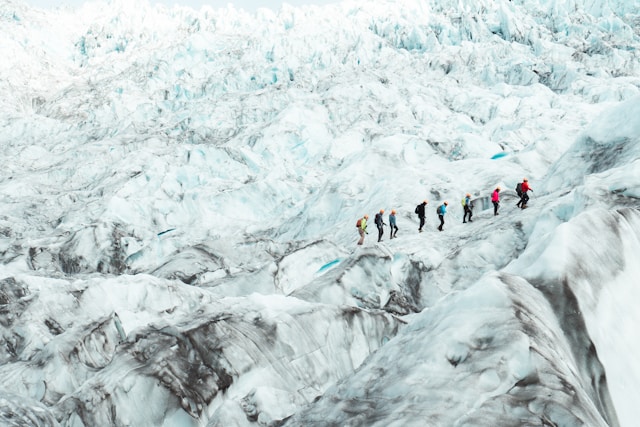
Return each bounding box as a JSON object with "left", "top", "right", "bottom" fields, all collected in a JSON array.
[{"left": 1, "top": 0, "right": 639, "bottom": 425}]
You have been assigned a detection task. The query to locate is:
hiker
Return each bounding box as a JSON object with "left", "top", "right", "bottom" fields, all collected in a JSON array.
[
  {"left": 374, "top": 209, "right": 386, "bottom": 242},
  {"left": 517, "top": 178, "right": 533, "bottom": 209},
  {"left": 389, "top": 209, "right": 398, "bottom": 239},
  {"left": 437, "top": 201, "right": 448, "bottom": 231},
  {"left": 356, "top": 214, "right": 369, "bottom": 245},
  {"left": 491, "top": 187, "right": 500, "bottom": 215},
  {"left": 462, "top": 193, "right": 473, "bottom": 223},
  {"left": 415, "top": 200, "right": 427, "bottom": 232}
]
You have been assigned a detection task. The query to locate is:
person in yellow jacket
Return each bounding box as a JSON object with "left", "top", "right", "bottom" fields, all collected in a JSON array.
[{"left": 356, "top": 214, "right": 369, "bottom": 245}]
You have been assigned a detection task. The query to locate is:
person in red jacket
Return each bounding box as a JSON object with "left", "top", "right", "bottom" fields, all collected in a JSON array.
[{"left": 519, "top": 178, "right": 533, "bottom": 209}]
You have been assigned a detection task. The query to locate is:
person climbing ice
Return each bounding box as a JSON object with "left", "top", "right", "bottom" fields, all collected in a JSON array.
[
  {"left": 437, "top": 201, "right": 448, "bottom": 231},
  {"left": 389, "top": 209, "right": 398, "bottom": 239},
  {"left": 374, "top": 209, "right": 386, "bottom": 242},
  {"left": 517, "top": 178, "right": 533, "bottom": 209},
  {"left": 491, "top": 187, "right": 500, "bottom": 216},
  {"left": 356, "top": 214, "right": 369, "bottom": 245},
  {"left": 415, "top": 200, "right": 427, "bottom": 232},
  {"left": 462, "top": 193, "right": 473, "bottom": 223}
]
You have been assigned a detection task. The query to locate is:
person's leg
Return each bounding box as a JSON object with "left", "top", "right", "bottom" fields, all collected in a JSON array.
[
  {"left": 438, "top": 215, "right": 444, "bottom": 231},
  {"left": 419, "top": 217, "right": 425, "bottom": 231},
  {"left": 469, "top": 208, "right": 473, "bottom": 222},
  {"left": 378, "top": 226, "right": 383, "bottom": 242},
  {"left": 358, "top": 228, "right": 365, "bottom": 245},
  {"left": 394, "top": 225, "right": 398, "bottom": 237}
]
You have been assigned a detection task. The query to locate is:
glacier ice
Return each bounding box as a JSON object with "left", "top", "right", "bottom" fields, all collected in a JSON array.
[{"left": 1, "top": 0, "right": 640, "bottom": 426}]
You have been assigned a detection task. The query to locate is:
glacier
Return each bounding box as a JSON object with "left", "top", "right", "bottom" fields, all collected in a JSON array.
[{"left": 1, "top": 0, "right": 639, "bottom": 425}]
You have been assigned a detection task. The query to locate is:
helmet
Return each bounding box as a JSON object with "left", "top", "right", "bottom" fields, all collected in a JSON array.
[
  {"left": 466, "top": 193, "right": 471, "bottom": 197},
  {"left": 364, "top": 214, "right": 369, "bottom": 219},
  {"left": 380, "top": 209, "right": 385, "bottom": 214},
  {"left": 391, "top": 209, "right": 396, "bottom": 214},
  {"left": 444, "top": 201, "right": 448, "bottom": 206},
  {"left": 523, "top": 178, "right": 528, "bottom": 182},
  {"left": 423, "top": 199, "right": 428, "bottom": 204}
]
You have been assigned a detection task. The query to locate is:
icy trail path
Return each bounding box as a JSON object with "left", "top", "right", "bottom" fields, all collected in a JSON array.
[{"left": 284, "top": 169, "right": 638, "bottom": 426}]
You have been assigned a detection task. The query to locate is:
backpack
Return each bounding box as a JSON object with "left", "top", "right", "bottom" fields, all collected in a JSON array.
[
  {"left": 415, "top": 205, "right": 420, "bottom": 214},
  {"left": 516, "top": 182, "right": 523, "bottom": 197},
  {"left": 461, "top": 198, "right": 466, "bottom": 207},
  {"left": 356, "top": 218, "right": 362, "bottom": 228}
]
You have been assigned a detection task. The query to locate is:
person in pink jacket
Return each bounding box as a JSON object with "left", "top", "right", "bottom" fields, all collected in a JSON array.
[{"left": 491, "top": 187, "right": 501, "bottom": 216}]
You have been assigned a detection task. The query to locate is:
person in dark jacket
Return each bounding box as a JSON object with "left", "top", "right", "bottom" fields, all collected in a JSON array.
[
  {"left": 389, "top": 209, "right": 398, "bottom": 239},
  {"left": 374, "top": 209, "right": 386, "bottom": 242},
  {"left": 415, "top": 200, "right": 427, "bottom": 232},
  {"left": 462, "top": 193, "right": 473, "bottom": 223}
]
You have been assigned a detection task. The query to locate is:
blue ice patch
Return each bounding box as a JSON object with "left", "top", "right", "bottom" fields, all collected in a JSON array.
[
  {"left": 318, "top": 259, "right": 340, "bottom": 272},
  {"left": 491, "top": 152, "right": 508, "bottom": 159},
  {"left": 157, "top": 228, "right": 176, "bottom": 237}
]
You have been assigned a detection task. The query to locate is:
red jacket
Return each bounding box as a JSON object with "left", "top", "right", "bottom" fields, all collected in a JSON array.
[{"left": 522, "top": 181, "right": 531, "bottom": 192}]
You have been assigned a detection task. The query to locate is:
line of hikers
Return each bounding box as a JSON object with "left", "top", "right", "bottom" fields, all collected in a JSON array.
[{"left": 356, "top": 178, "right": 533, "bottom": 245}]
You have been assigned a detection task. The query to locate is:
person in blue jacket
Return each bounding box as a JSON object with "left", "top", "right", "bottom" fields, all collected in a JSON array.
[
  {"left": 437, "top": 201, "right": 448, "bottom": 231},
  {"left": 389, "top": 209, "right": 398, "bottom": 239}
]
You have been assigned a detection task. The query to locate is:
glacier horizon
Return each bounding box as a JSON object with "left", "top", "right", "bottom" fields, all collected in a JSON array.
[{"left": 1, "top": 0, "right": 639, "bottom": 426}]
